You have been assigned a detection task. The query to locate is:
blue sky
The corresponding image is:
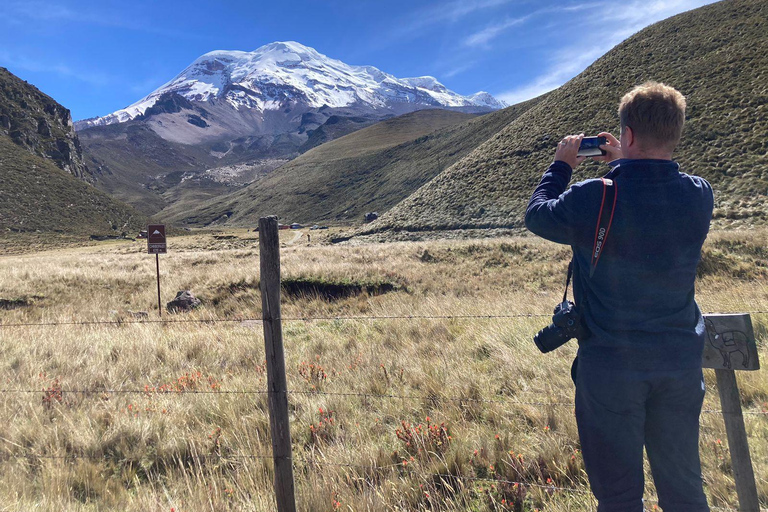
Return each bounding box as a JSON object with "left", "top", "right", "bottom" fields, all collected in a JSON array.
[{"left": 0, "top": 0, "right": 718, "bottom": 121}]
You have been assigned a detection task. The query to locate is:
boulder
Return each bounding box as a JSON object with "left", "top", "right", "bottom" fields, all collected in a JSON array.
[{"left": 166, "top": 291, "right": 202, "bottom": 313}]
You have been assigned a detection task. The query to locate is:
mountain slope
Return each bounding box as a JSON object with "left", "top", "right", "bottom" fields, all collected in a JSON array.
[
  {"left": 360, "top": 0, "right": 768, "bottom": 236},
  {"left": 76, "top": 41, "right": 505, "bottom": 133},
  {"left": 0, "top": 134, "right": 142, "bottom": 236},
  {"left": 0, "top": 67, "right": 90, "bottom": 179},
  {"left": 78, "top": 42, "right": 506, "bottom": 216},
  {"left": 0, "top": 68, "right": 142, "bottom": 237},
  {"left": 167, "top": 98, "right": 543, "bottom": 226}
]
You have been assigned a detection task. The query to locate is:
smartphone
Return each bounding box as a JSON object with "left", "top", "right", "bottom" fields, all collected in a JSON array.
[{"left": 577, "top": 136, "right": 607, "bottom": 157}]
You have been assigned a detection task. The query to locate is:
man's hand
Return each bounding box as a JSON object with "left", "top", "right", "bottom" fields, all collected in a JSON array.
[
  {"left": 554, "top": 134, "right": 586, "bottom": 169},
  {"left": 592, "top": 132, "right": 622, "bottom": 163}
]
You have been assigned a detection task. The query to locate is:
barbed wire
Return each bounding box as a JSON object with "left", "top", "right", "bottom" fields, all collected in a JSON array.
[
  {"left": 288, "top": 389, "right": 575, "bottom": 407},
  {"left": 2, "top": 386, "right": 765, "bottom": 417},
  {"left": 0, "top": 313, "right": 549, "bottom": 329},
  {"left": 0, "top": 452, "right": 274, "bottom": 461},
  {"left": 0, "top": 388, "right": 269, "bottom": 395},
  {"left": 1, "top": 310, "right": 767, "bottom": 329}
]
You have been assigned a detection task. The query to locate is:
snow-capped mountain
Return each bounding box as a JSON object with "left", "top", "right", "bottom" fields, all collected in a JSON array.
[{"left": 77, "top": 41, "right": 506, "bottom": 130}]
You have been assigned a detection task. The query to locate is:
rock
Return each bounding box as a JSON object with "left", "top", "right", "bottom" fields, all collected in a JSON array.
[
  {"left": 166, "top": 291, "right": 202, "bottom": 313},
  {"left": 37, "top": 118, "right": 51, "bottom": 137}
]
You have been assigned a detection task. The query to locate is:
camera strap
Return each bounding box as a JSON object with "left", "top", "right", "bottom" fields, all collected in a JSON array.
[
  {"left": 589, "top": 177, "right": 617, "bottom": 278},
  {"left": 562, "top": 177, "right": 618, "bottom": 301},
  {"left": 562, "top": 261, "right": 574, "bottom": 303}
]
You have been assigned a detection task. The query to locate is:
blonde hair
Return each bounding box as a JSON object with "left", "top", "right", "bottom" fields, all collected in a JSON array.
[{"left": 618, "top": 82, "right": 686, "bottom": 152}]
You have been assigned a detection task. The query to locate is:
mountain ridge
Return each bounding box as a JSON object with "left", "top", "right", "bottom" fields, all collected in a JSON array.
[
  {"left": 354, "top": 0, "right": 768, "bottom": 238},
  {"left": 76, "top": 41, "right": 505, "bottom": 131},
  {"left": 77, "top": 42, "right": 507, "bottom": 216},
  {"left": 167, "top": 95, "right": 545, "bottom": 227}
]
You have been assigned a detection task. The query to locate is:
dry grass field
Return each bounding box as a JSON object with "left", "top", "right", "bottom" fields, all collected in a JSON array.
[{"left": 0, "top": 228, "right": 766, "bottom": 511}]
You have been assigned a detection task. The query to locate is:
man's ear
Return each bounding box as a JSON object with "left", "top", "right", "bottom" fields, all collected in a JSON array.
[{"left": 624, "top": 126, "right": 635, "bottom": 148}]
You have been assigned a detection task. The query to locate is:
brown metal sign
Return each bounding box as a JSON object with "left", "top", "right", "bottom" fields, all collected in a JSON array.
[
  {"left": 702, "top": 313, "right": 760, "bottom": 371},
  {"left": 147, "top": 224, "right": 167, "bottom": 254}
]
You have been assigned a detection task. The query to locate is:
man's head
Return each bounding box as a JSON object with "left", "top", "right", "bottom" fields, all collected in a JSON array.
[{"left": 618, "top": 82, "right": 686, "bottom": 158}]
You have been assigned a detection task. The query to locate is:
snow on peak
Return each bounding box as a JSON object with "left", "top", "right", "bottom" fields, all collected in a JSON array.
[
  {"left": 78, "top": 42, "right": 505, "bottom": 129},
  {"left": 402, "top": 76, "right": 448, "bottom": 93},
  {"left": 469, "top": 91, "right": 508, "bottom": 109}
]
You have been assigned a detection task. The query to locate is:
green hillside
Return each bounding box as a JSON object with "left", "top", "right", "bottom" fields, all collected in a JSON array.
[
  {"left": 0, "top": 134, "right": 143, "bottom": 238},
  {"left": 80, "top": 107, "right": 385, "bottom": 217},
  {"left": 169, "top": 102, "right": 541, "bottom": 226},
  {"left": 359, "top": 0, "right": 768, "bottom": 237}
]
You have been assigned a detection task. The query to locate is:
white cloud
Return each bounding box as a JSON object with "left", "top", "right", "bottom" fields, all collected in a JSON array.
[
  {"left": 0, "top": 0, "right": 211, "bottom": 41},
  {"left": 496, "top": 0, "right": 719, "bottom": 105},
  {"left": 0, "top": 51, "right": 113, "bottom": 87},
  {"left": 463, "top": 16, "right": 530, "bottom": 48},
  {"left": 424, "top": 0, "right": 519, "bottom": 25}
]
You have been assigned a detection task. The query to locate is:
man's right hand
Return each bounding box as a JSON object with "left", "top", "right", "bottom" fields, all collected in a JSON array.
[{"left": 593, "top": 132, "right": 622, "bottom": 163}]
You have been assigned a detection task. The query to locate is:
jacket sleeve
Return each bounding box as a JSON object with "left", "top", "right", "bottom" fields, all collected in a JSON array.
[{"left": 525, "top": 160, "right": 582, "bottom": 245}]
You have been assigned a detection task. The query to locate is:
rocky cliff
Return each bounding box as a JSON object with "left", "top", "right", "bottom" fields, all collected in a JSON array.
[{"left": 0, "top": 67, "right": 90, "bottom": 180}]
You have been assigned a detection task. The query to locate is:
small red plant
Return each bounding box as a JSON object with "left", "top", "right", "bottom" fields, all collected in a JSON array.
[
  {"left": 208, "top": 427, "right": 222, "bottom": 456},
  {"left": 309, "top": 407, "right": 336, "bottom": 444},
  {"left": 331, "top": 491, "right": 342, "bottom": 510},
  {"left": 143, "top": 372, "right": 221, "bottom": 395},
  {"left": 395, "top": 416, "right": 451, "bottom": 459},
  {"left": 298, "top": 360, "right": 327, "bottom": 389},
  {"left": 42, "top": 378, "right": 63, "bottom": 408}
]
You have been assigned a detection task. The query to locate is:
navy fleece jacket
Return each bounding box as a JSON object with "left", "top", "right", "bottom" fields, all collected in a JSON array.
[{"left": 525, "top": 159, "right": 714, "bottom": 370}]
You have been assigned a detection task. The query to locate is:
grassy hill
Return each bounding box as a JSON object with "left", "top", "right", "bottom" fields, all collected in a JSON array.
[
  {"left": 0, "top": 134, "right": 143, "bottom": 239},
  {"left": 358, "top": 0, "right": 768, "bottom": 237},
  {"left": 80, "top": 107, "right": 390, "bottom": 216},
  {"left": 168, "top": 102, "right": 541, "bottom": 226}
]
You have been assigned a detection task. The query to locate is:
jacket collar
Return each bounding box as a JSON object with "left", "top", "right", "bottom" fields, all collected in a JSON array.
[{"left": 607, "top": 159, "right": 679, "bottom": 181}]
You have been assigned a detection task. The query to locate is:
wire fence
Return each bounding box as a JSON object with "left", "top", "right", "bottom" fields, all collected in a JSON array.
[
  {"left": 1, "top": 309, "right": 768, "bottom": 328},
  {"left": 2, "top": 385, "right": 766, "bottom": 417},
  {"left": 1, "top": 309, "right": 766, "bottom": 414},
  {"left": 1, "top": 306, "right": 766, "bottom": 509}
]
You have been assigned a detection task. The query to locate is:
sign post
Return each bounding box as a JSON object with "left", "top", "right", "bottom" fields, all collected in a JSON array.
[
  {"left": 702, "top": 314, "right": 761, "bottom": 512},
  {"left": 147, "top": 224, "right": 167, "bottom": 317}
]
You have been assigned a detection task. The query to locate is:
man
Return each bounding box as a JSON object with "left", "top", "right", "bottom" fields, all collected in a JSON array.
[{"left": 525, "top": 82, "right": 713, "bottom": 511}]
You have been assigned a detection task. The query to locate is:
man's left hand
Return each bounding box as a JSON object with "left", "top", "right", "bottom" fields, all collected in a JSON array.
[{"left": 554, "top": 134, "right": 586, "bottom": 169}]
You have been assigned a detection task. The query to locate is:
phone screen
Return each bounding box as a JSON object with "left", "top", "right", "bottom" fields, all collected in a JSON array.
[{"left": 578, "top": 136, "right": 607, "bottom": 157}]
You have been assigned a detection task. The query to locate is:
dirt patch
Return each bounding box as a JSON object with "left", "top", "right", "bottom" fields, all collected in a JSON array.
[
  {"left": 281, "top": 277, "right": 399, "bottom": 301},
  {"left": 211, "top": 276, "right": 400, "bottom": 304},
  {"left": 0, "top": 295, "right": 43, "bottom": 309}
]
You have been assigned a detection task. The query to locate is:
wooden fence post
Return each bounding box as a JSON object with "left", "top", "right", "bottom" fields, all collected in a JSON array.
[
  {"left": 715, "top": 369, "right": 759, "bottom": 512},
  {"left": 259, "top": 216, "right": 297, "bottom": 512},
  {"left": 703, "top": 314, "right": 761, "bottom": 512}
]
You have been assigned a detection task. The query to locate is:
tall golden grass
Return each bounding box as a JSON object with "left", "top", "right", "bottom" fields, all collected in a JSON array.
[{"left": 0, "top": 229, "right": 765, "bottom": 511}]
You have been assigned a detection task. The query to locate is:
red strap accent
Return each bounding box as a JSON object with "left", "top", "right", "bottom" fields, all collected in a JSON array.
[
  {"left": 592, "top": 180, "right": 608, "bottom": 260},
  {"left": 590, "top": 178, "right": 617, "bottom": 277}
]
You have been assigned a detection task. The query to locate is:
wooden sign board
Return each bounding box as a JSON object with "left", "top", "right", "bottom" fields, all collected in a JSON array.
[
  {"left": 147, "top": 224, "right": 167, "bottom": 254},
  {"left": 702, "top": 314, "right": 760, "bottom": 371}
]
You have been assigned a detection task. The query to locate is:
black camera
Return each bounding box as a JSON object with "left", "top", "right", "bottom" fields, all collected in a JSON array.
[{"left": 533, "top": 300, "right": 585, "bottom": 353}]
